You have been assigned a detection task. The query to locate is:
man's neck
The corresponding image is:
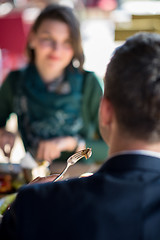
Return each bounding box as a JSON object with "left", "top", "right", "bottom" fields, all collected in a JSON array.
[{"left": 108, "top": 134, "right": 160, "bottom": 158}]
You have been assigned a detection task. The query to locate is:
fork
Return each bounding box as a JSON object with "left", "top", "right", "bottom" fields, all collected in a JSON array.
[{"left": 53, "top": 148, "right": 92, "bottom": 182}]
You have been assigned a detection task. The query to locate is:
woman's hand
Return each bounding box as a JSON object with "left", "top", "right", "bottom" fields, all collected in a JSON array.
[
  {"left": 36, "top": 136, "right": 77, "bottom": 162},
  {"left": 0, "top": 128, "right": 16, "bottom": 157}
]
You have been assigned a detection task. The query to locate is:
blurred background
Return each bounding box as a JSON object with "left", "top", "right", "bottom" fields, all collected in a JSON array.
[
  {"left": 1, "top": 0, "right": 160, "bottom": 82},
  {"left": 1, "top": 0, "right": 160, "bottom": 163}
]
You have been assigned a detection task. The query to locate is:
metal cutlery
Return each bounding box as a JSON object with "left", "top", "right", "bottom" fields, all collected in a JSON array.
[{"left": 53, "top": 148, "right": 92, "bottom": 182}]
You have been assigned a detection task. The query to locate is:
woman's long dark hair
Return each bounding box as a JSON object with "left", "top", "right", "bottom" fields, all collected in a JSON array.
[{"left": 26, "top": 4, "right": 84, "bottom": 71}]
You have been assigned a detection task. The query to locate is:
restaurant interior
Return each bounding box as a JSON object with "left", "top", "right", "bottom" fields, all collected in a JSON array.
[{"left": 0, "top": 0, "right": 160, "bottom": 215}]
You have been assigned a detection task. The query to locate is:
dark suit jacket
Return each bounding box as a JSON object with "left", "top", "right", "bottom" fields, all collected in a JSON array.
[{"left": 1, "top": 153, "right": 160, "bottom": 240}]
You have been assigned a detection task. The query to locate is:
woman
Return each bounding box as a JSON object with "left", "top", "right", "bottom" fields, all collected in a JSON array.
[{"left": 0, "top": 4, "right": 108, "bottom": 177}]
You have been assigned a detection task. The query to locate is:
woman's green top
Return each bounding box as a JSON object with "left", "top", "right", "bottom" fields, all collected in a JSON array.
[{"left": 0, "top": 64, "right": 108, "bottom": 163}]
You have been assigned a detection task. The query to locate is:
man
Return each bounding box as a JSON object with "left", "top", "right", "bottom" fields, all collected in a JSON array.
[{"left": 1, "top": 32, "right": 160, "bottom": 239}]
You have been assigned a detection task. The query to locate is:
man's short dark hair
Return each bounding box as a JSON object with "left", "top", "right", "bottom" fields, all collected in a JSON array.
[{"left": 104, "top": 32, "right": 160, "bottom": 142}]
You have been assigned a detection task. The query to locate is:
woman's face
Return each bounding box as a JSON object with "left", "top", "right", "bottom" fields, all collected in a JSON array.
[{"left": 30, "top": 19, "right": 74, "bottom": 80}]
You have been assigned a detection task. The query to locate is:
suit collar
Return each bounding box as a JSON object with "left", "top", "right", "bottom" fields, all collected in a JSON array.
[{"left": 98, "top": 153, "right": 160, "bottom": 174}]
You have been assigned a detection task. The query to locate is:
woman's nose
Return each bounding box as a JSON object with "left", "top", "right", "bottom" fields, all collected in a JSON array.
[{"left": 51, "top": 41, "right": 62, "bottom": 51}]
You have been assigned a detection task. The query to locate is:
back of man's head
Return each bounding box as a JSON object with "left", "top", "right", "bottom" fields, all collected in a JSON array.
[{"left": 104, "top": 32, "right": 160, "bottom": 142}]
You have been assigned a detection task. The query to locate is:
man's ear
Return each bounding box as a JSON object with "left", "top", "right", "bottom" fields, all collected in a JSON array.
[{"left": 99, "top": 97, "right": 113, "bottom": 127}]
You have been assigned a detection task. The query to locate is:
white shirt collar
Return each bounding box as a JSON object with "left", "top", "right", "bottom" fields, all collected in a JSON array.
[{"left": 110, "top": 149, "right": 160, "bottom": 159}]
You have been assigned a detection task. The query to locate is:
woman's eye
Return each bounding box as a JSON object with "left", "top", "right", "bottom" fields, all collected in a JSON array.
[
  {"left": 63, "top": 41, "right": 72, "bottom": 48},
  {"left": 39, "top": 38, "right": 52, "bottom": 44}
]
